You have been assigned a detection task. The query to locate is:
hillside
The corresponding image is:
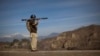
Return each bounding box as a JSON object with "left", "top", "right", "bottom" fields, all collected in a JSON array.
[
  {"left": 0, "top": 24, "right": 100, "bottom": 50},
  {"left": 38, "top": 25, "right": 100, "bottom": 50}
]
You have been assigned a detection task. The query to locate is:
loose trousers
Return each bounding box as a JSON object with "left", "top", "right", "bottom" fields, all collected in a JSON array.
[{"left": 30, "top": 33, "right": 37, "bottom": 50}]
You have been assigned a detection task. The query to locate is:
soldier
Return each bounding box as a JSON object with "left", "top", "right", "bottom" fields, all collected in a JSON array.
[
  {"left": 26, "top": 14, "right": 39, "bottom": 51},
  {"left": 22, "top": 14, "right": 47, "bottom": 51}
]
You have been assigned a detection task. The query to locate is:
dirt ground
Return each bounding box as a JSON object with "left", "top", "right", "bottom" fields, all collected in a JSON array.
[{"left": 0, "top": 50, "right": 100, "bottom": 56}]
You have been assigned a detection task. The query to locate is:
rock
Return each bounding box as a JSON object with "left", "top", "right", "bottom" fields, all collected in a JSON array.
[{"left": 39, "top": 25, "right": 100, "bottom": 50}]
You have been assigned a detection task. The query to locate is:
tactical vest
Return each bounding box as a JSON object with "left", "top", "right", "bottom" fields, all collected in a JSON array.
[{"left": 26, "top": 19, "right": 38, "bottom": 33}]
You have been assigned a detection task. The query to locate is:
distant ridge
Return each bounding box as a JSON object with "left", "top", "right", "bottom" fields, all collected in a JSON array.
[{"left": 38, "top": 24, "right": 100, "bottom": 50}]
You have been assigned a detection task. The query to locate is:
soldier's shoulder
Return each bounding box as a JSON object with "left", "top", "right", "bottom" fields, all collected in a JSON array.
[{"left": 27, "top": 19, "right": 31, "bottom": 22}]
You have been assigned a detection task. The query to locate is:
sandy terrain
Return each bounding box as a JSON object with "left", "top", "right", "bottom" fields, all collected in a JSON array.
[{"left": 0, "top": 50, "right": 100, "bottom": 56}]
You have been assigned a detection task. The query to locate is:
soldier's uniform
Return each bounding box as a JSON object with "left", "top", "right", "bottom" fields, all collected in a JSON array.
[{"left": 26, "top": 15, "right": 38, "bottom": 51}]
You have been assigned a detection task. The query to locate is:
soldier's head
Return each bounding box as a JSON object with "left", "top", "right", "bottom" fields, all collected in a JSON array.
[{"left": 30, "top": 14, "right": 36, "bottom": 19}]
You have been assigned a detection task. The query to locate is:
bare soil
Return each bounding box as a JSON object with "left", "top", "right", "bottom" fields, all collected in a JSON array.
[{"left": 0, "top": 50, "right": 100, "bottom": 56}]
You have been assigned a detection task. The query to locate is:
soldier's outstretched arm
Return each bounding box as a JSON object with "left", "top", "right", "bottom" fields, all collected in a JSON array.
[
  {"left": 26, "top": 21, "right": 31, "bottom": 32},
  {"left": 32, "top": 20, "right": 39, "bottom": 25}
]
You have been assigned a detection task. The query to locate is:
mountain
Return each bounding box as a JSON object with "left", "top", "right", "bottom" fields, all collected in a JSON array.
[
  {"left": 0, "top": 33, "right": 29, "bottom": 42},
  {"left": 47, "top": 33, "right": 59, "bottom": 37},
  {"left": 0, "top": 33, "right": 59, "bottom": 42},
  {"left": 38, "top": 33, "right": 59, "bottom": 40},
  {"left": 38, "top": 25, "right": 100, "bottom": 50}
]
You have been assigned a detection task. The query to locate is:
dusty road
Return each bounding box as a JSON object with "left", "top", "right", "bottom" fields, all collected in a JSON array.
[{"left": 0, "top": 50, "right": 100, "bottom": 56}]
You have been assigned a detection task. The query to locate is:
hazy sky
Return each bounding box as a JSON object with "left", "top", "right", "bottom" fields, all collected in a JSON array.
[{"left": 0, "top": 0, "right": 100, "bottom": 37}]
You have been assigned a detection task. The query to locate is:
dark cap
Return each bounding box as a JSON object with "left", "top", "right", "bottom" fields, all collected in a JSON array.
[{"left": 30, "top": 14, "right": 36, "bottom": 18}]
